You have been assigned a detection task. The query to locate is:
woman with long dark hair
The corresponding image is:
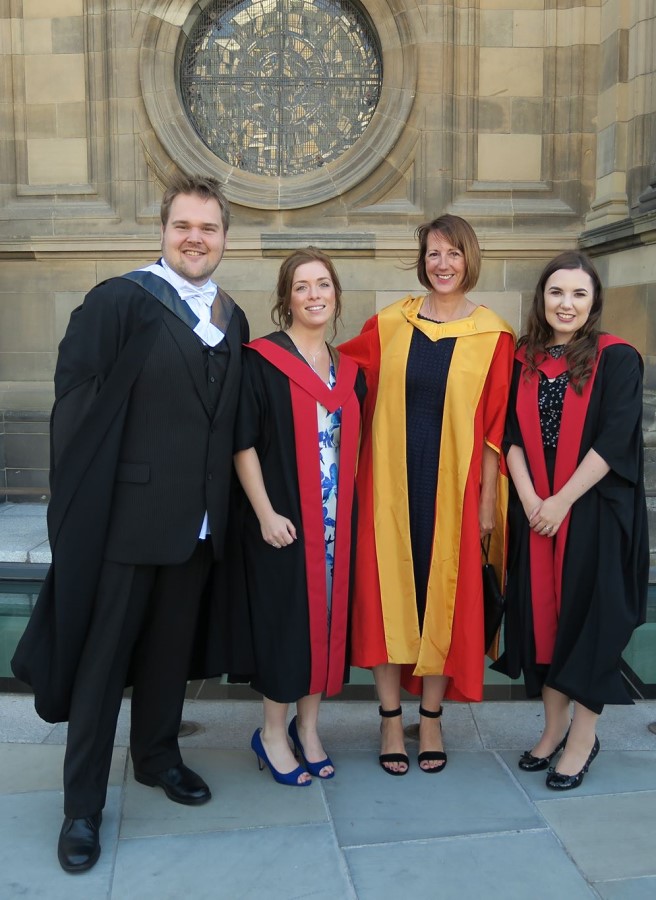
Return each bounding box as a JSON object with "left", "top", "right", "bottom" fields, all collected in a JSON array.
[{"left": 493, "top": 250, "right": 648, "bottom": 790}]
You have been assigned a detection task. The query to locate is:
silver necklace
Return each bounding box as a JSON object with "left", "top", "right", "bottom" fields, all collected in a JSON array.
[{"left": 288, "top": 335, "right": 326, "bottom": 374}]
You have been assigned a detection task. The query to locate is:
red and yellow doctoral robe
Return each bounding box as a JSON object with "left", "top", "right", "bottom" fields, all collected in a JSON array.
[{"left": 340, "top": 296, "right": 514, "bottom": 701}]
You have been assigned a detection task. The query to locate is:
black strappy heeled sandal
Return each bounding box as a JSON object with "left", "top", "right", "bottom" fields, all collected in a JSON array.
[
  {"left": 378, "top": 706, "right": 409, "bottom": 776},
  {"left": 418, "top": 706, "right": 447, "bottom": 773}
]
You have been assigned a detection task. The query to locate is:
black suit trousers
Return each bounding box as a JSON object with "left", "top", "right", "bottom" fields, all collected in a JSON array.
[{"left": 63, "top": 540, "right": 213, "bottom": 818}]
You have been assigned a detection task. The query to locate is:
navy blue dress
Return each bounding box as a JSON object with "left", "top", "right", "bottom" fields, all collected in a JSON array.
[{"left": 405, "top": 319, "right": 456, "bottom": 625}]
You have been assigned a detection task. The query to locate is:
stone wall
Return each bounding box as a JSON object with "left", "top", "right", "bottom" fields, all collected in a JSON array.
[{"left": 0, "top": 0, "right": 654, "bottom": 547}]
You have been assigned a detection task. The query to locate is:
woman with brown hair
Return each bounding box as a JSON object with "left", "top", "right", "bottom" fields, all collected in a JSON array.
[
  {"left": 493, "top": 250, "right": 648, "bottom": 790},
  {"left": 340, "top": 215, "right": 514, "bottom": 774},
  {"left": 234, "top": 247, "right": 365, "bottom": 785}
]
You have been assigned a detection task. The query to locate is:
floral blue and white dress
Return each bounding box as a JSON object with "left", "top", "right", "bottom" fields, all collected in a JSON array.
[{"left": 318, "top": 361, "right": 341, "bottom": 618}]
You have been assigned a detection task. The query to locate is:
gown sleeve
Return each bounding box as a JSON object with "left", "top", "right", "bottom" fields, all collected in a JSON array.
[
  {"left": 51, "top": 281, "right": 124, "bottom": 468},
  {"left": 233, "top": 349, "right": 264, "bottom": 453},
  {"left": 338, "top": 315, "right": 379, "bottom": 373},
  {"left": 482, "top": 331, "right": 515, "bottom": 452},
  {"left": 591, "top": 344, "right": 644, "bottom": 484},
  {"left": 502, "top": 361, "right": 524, "bottom": 455}
]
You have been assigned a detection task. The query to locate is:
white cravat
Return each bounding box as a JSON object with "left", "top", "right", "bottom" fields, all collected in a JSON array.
[{"left": 139, "top": 259, "right": 226, "bottom": 347}]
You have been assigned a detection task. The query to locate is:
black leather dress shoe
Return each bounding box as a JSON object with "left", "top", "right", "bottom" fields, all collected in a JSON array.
[
  {"left": 57, "top": 812, "right": 102, "bottom": 873},
  {"left": 546, "top": 736, "right": 600, "bottom": 791},
  {"left": 134, "top": 763, "right": 211, "bottom": 805}
]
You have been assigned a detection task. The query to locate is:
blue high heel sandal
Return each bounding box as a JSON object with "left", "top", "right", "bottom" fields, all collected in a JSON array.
[
  {"left": 250, "top": 728, "right": 311, "bottom": 787},
  {"left": 288, "top": 716, "right": 335, "bottom": 779}
]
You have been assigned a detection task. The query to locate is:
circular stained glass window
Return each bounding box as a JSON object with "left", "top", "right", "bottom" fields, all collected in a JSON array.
[{"left": 180, "top": 0, "right": 382, "bottom": 177}]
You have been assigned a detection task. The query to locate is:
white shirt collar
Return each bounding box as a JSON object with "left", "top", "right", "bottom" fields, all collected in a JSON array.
[
  {"left": 139, "top": 259, "right": 225, "bottom": 347},
  {"left": 159, "top": 259, "right": 217, "bottom": 307}
]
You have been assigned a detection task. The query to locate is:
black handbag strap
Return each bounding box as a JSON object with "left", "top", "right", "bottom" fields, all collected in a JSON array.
[{"left": 481, "top": 534, "right": 491, "bottom": 563}]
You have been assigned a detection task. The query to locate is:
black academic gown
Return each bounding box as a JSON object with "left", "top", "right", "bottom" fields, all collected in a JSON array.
[
  {"left": 493, "top": 342, "right": 649, "bottom": 712},
  {"left": 234, "top": 332, "right": 366, "bottom": 703},
  {"left": 12, "top": 272, "right": 252, "bottom": 723}
]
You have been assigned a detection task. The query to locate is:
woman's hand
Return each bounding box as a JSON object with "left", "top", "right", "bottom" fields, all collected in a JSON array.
[
  {"left": 520, "top": 492, "right": 543, "bottom": 524},
  {"left": 259, "top": 511, "right": 297, "bottom": 549},
  {"left": 530, "top": 448, "right": 609, "bottom": 538},
  {"left": 479, "top": 494, "right": 496, "bottom": 538},
  {"left": 528, "top": 493, "right": 571, "bottom": 538},
  {"left": 234, "top": 448, "right": 297, "bottom": 549},
  {"left": 506, "top": 445, "right": 545, "bottom": 528},
  {"left": 479, "top": 443, "right": 499, "bottom": 538}
]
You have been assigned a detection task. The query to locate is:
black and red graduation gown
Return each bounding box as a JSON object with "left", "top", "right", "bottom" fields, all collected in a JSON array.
[
  {"left": 493, "top": 337, "right": 649, "bottom": 712},
  {"left": 234, "top": 332, "right": 365, "bottom": 703}
]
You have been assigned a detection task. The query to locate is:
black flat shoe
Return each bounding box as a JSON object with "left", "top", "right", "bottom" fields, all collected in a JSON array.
[
  {"left": 378, "top": 706, "right": 409, "bottom": 776},
  {"left": 134, "top": 763, "right": 211, "bottom": 805},
  {"left": 57, "top": 812, "right": 102, "bottom": 873},
  {"left": 518, "top": 732, "right": 568, "bottom": 772},
  {"left": 545, "top": 736, "right": 600, "bottom": 791},
  {"left": 418, "top": 706, "right": 447, "bottom": 774}
]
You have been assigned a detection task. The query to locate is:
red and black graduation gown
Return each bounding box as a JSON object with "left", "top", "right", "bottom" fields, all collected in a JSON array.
[
  {"left": 493, "top": 337, "right": 649, "bottom": 712},
  {"left": 234, "top": 332, "right": 365, "bottom": 703}
]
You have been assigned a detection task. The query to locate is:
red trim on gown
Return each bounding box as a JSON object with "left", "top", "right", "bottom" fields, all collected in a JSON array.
[
  {"left": 339, "top": 319, "right": 514, "bottom": 701},
  {"left": 248, "top": 338, "right": 359, "bottom": 696},
  {"left": 514, "top": 335, "right": 625, "bottom": 663}
]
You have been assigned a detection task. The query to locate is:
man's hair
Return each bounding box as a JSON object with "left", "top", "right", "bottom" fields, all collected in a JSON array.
[{"left": 160, "top": 175, "right": 230, "bottom": 232}]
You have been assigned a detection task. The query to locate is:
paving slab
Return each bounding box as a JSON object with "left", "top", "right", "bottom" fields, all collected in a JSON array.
[
  {"left": 153, "top": 698, "right": 482, "bottom": 753},
  {"left": 592, "top": 703, "right": 656, "bottom": 751},
  {"left": 473, "top": 699, "right": 656, "bottom": 751},
  {"left": 121, "top": 747, "right": 327, "bottom": 839},
  {"left": 325, "top": 750, "right": 543, "bottom": 847},
  {"left": 43, "top": 702, "right": 130, "bottom": 746},
  {"left": 0, "top": 518, "right": 49, "bottom": 562},
  {"left": 143, "top": 698, "right": 272, "bottom": 751},
  {"left": 0, "top": 503, "right": 48, "bottom": 518},
  {"left": 503, "top": 750, "right": 656, "bottom": 799},
  {"left": 537, "top": 791, "right": 656, "bottom": 882},
  {"left": 1, "top": 694, "right": 655, "bottom": 897},
  {"left": 345, "top": 831, "right": 596, "bottom": 900},
  {"left": 0, "top": 786, "right": 121, "bottom": 899},
  {"left": 470, "top": 698, "right": 546, "bottom": 749},
  {"left": 401, "top": 700, "right": 482, "bottom": 750},
  {"left": 0, "top": 743, "right": 126, "bottom": 794},
  {"left": 27, "top": 541, "right": 52, "bottom": 564},
  {"left": 36, "top": 698, "right": 484, "bottom": 754},
  {"left": 0, "top": 693, "right": 57, "bottom": 743},
  {"left": 595, "top": 876, "right": 656, "bottom": 899},
  {"left": 112, "top": 824, "right": 356, "bottom": 900}
]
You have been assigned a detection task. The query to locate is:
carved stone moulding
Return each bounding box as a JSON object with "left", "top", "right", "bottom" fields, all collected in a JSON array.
[{"left": 139, "top": 0, "right": 416, "bottom": 210}]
